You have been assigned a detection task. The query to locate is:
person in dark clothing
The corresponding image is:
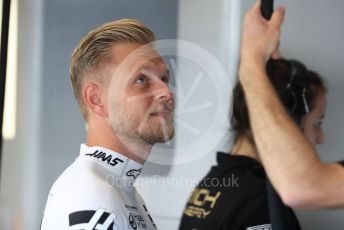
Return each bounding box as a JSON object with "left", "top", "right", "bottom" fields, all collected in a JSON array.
[
  {"left": 239, "top": 1, "right": 344, "bottom": 209},
  {"left": 179, "top": 58, "right": 327, "bottom": 230}
]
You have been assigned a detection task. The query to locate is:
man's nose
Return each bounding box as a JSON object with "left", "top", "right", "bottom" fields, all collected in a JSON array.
[{"left": 153, "top": 80, "right": 174, "bottom": 101}]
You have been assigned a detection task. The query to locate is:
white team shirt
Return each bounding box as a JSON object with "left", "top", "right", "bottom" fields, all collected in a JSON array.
[{"left": 41, "top": 144, "right": 157, "bottom": 230}]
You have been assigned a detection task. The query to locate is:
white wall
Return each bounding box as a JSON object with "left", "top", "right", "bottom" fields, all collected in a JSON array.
[{"left": 0, "top": 0, "right": 43, "bottom": 229}]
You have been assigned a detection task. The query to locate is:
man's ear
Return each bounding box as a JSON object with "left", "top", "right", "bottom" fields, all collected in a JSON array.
[{"left": 83, "top": 83, "right": 108, "bottom": 117}]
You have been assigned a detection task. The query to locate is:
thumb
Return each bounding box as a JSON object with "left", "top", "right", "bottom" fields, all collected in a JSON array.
[
  {"left": 270, "top": 6, "right": 286, "bottom": 28},
  {"left": 252, "top": 0, "right": 261, "bottom": 12}
]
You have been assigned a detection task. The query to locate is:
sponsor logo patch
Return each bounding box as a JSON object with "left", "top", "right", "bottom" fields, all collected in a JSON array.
[
  {"left": 125, "top": 204, "right": 147, "bottom": 229},
  {"left": 129, "top": 212, "right": 138, "bottom": 229},
  {"left": 126, "top": 169, "right": 142, "bottom": 179},
  {"left": 68, "top": 209, "right": 116, "bottom": 230},
  {"left": 184, "top": 188, "right": 221, "bottom": 219}
]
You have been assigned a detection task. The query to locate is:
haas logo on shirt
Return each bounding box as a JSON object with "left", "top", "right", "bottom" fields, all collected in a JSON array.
[
  {"left": 85, "top": 150, "right": 124, "bottom": 166},
  {"left": 68, "top": 209, "right": 116, "bottom": 229}
]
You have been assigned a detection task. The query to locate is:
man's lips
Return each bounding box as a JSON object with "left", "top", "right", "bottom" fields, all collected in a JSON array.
[{"left": 150, "top": 110, "right": 173, "bottom": 119}]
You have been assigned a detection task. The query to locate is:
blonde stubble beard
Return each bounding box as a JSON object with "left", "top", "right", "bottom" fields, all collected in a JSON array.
[{"left": 108, "top": 102, "right": 175, "bottom": 147}]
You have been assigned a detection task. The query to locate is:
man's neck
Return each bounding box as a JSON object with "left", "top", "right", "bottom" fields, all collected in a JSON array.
[
  {"left": 230, "top": 136, "right": 260, "bottom": 162},
  {"left": 86, "top": 124, "right": 152, "bottom": 164}
]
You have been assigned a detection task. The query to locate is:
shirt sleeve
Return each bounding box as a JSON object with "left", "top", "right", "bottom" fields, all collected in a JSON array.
[{"left": 266, "top": 180, "right": 301, "bottom": 230}]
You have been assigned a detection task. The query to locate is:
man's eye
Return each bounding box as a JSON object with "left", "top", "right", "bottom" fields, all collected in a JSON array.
[{"left": 136, "top": 75, "right": 147, "bottom": 84}]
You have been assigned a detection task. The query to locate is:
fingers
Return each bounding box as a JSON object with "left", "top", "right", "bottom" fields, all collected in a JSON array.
[
  {"left": 251, "top": 1, "right": 285, "bottom": 25},
  {"left": 252, "top": 0, "right": 261, "bottom": 12},
  {"left": 270, "top": 6, "right": 286, "bottom": 27}
]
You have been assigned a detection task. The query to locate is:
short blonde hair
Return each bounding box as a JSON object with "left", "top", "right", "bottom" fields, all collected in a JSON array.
[{"left": 70, "top": 19, "right": 155, "bottom": 120}]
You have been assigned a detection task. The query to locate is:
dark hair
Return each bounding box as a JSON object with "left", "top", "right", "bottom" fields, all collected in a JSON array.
[{"left": 231, "top": 58, "right": 326, "bottom": 144}]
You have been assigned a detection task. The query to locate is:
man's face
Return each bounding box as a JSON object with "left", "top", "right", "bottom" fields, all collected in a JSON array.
[{"left": 105, "top": 43, "right": 175, "bottom": 145}]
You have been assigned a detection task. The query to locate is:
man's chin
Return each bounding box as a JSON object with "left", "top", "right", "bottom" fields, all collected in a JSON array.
[
  {"left": 139, "top": 128, "right": 174, "bottom": 145},
  {"left": 156, "top": 130, "right": 175, "bottom": 144}
]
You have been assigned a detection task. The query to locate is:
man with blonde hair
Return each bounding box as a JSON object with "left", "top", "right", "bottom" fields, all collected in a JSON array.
[{"left": 41, "top": 19, "right": 174, "bottom": 229}]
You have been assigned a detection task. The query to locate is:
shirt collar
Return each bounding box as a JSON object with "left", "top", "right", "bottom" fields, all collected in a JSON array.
[
  {"left": 216, "top": 151, "right": 266, "bottom": 177},
  {"left": 79, "top": 144, "right": 143, "bottom": 186}
]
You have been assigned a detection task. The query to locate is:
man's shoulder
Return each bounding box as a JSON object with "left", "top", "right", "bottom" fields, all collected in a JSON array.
[
  {"left": 41, "top": 162, "right": 129, "bottom": 230},
  {"left": 49, "top": 159, "right": 90, "bottom": 194},
  {"left": 49, "top": 160, "right": 125, "bottom": 204}
]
